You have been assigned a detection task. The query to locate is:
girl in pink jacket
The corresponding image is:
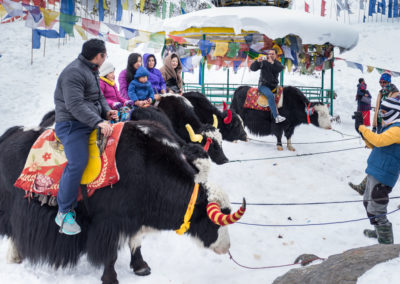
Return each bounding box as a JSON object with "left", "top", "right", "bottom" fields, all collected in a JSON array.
[{"left": 99, "top": 62, "right": 134, "bottom": 110}]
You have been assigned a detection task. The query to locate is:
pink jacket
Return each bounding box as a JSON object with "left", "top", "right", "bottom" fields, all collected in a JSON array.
[{"left": 100, "top": 78, "right": 128, "bottom": 109}]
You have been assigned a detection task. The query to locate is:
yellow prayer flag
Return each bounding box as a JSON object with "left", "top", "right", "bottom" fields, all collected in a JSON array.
[
  {"left": 140, "top": 0, "right": 145, "bottom": 12},
  {"left": 135, "top": 31, "right": 150, "bottom": 43},
  {"left": 74, "top": 25, "right": 88, "bottom": 40},
  {"left": 212, "top": 42, "right": 229, "bottom": 57},
  {"left": 0, "top": 4, "right": 7, "bottom": 18},
  {"left": 122, "top": 0, "right": 128, "bottom": 10},
  {"left": 367, "top": 66, "right": 374, "bottom": 73},
  {"left": 41, "top": 9, "right": 60, "bottom": 28},
  {"left": 286, "top": 59, "right": 293, "bottom": 72},
  {"left": 103, "top": 0, "right": 109, "bottom": 10}
]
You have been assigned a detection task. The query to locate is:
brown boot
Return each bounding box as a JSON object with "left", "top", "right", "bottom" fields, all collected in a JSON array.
[{"left": 348, "top": 176, "right": 367, "bottom": 195}]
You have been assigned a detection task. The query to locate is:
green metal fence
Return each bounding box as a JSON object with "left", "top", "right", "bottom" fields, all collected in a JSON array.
[{"left": 183, "top": 83, "right": 334, "bottom": 112}]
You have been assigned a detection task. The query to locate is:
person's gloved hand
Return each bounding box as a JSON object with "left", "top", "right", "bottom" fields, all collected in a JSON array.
[
  {"left": 372, "top": 127, "right": 377, "bottom": 133},
  {"left": 353, "top": 111, "right": 364, "bottom": 134},
  {"left": 112, "top": 102, "right": 123, "bottom": 110},
  {"left": 124, "top": 100, "right": 134, "bottom": 107}
]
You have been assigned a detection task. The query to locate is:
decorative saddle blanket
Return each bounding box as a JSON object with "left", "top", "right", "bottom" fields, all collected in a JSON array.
[
  {"left": 14, "top": 122, "right": 124, "bottom": 201},
  {"left": 243, "top": 87, "right": 283, "bottom": 111}
]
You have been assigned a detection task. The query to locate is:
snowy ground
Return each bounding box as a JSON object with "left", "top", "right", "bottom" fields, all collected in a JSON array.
[{"left": 1, "top": 9, "right": 400, "bottom": 284}]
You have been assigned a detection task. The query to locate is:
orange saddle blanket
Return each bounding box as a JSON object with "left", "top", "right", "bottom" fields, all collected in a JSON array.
[
  {"left": 14, "top": 122, "right": 124, "bottom": 200},
  {"left": 243, "top": 87, "right": 283, "bottom": 111}
]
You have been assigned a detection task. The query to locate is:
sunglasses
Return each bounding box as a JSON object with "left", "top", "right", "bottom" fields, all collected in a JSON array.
[{"left": 379, "top": 80, "right": 388, "bottom": 84}]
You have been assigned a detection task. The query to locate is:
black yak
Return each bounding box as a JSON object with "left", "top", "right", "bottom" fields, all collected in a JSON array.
[
  {"left": 0, "top": 121, "right": 245, "bottom": 284},
  {"left": 157, "top": 94, "right": 229, "bottom": 164},
  {"left": 230, "top": 86, "right": 332, "bottom": 151},
  {"left": 182, "top": 92, "right": 248, "bottom": 142}
]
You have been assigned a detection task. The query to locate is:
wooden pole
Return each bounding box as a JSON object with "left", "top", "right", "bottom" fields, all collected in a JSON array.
[
  {"left": 31, "top": 30, "right": 34, "bottom": 65},
  {"left": 43, "top": 37, "right": 46, "bottom": 57}
]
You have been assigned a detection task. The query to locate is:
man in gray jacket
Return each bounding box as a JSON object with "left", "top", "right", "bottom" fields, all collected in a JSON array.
[{"left": 54, "top": 39, "right": 118, "bottom": 235}]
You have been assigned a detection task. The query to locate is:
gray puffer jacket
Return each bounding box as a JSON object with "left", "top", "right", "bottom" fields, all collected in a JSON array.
[{"left": 54, "top": 54, "right": 111, "bottom": 129}]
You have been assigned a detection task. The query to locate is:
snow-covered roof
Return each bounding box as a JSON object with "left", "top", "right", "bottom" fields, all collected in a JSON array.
[{"left": 163, "top": 6, "right": 359, "bottom": 50}]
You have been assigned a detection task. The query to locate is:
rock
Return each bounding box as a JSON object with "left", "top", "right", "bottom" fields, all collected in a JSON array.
[{"left": 273, "top": 244, "right": 400, "bottom": 284}]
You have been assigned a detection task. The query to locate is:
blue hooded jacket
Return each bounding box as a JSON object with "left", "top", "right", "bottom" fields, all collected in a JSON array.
[
  {"left": 127, "top": 67, "right": 155, "bottom": 102},
  {"left": 143, "top": 53, "right": 166, "bottom": 94}
]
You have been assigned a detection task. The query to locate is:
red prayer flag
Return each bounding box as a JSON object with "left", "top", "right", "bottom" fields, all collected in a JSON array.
[
  {"left": 321, "top": 0, "right": 326, "bottom": 16},
  {"left": 169, "top": 34, "right": 185, "bottom": 44},
  {"left": 82, "top": 18, "right": 100, "bottom": 36},
  {"left": 107, "top": 33, "right": 120, "bottom": 44},
  {"left": 305, "top": 2, "right": 309, "bottom": 12},
  {"left": 32, "top": 0, "right": 46, "bottom": 8}
]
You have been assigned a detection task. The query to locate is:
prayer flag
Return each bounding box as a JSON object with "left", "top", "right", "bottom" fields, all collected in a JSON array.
[
  {"left": 107, "top": 33, "right": 120, "bottom": 44},
  {"left": 169, "top": 2, "right": 174, "bottom": 18},
  {"left": 162, "top": 0, "right": 167, "bottom": 19},
  {"left": 321, "top": 0, "right": 326, "bottom": 16},
  {"left": 212, "top": 42, "right": 229, "bottom": 57},
  {"left": 116, "top": 0, "right": 122, "bottom": 21},
  {"left": 32, "top": 29, "right": 59, "bottom": 49},
  {"left": 169, "top": 34, "right": 185, "bottom": 44},
  {"left": 41, "top": 9, "right": 59, "bottom": 28},
  {"left": 226, "top": 42, "right": 240, "bottom": 58},
  {"left": 105, "top": 23, "right": 121, "bottom": 34},
  {"left": 140, "top": 0, "right": 145, "bottom": 12},
  {"left": 305, "top": 1, "right": 309, "bottom": 12},
  {"left": 82, "top": 18, "right": 100, "bottom": 36},
  {"left": 121, "top": 27, "right": 138, "bottom": 39},
  {"left": 369, "top": 0, "right": 377, "bottom": 15},
  {"left": 74, "top": 25, "right": 88, "bottom": 40}
]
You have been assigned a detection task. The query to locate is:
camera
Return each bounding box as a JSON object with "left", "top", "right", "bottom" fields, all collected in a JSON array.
[{"left": 352, "top": 111, "right": 362, "bottom": 120}]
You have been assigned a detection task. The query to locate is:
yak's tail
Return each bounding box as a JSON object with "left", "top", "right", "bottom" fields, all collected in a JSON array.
[
  {"left": 0, "top": 126, "right": 22, "bottom": 145},
  {"left": 39, "top": 110, "right": 56, "bottom": 127}
]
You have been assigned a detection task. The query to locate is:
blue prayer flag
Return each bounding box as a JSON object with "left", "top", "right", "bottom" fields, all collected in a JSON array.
[
  {"left": 32, "top": 29, "right": 59, "bottom": 49},
  {"left": 116, "top": 0, "right": 122, "bottom": 21},
  {"left": 369, "top": 0, "right": 377, "bottom": 15}
]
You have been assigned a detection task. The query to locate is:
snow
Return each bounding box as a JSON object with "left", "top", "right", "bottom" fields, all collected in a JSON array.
[
  {"left": 1, "top": 5, "right": 400, "bottom": 284},
  {"left": 163, "top": 6, "right": 359, "bottom": 50}
]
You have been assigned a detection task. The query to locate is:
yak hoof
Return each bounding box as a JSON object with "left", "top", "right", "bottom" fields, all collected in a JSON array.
[
  {"left": 134, "top": 266, "right": 151, "bottom": 276},
  {"left": 277, "top": 145, "right": 284, "bottom": 151},
  {"left": 101, "top": 276, "right": 118, "bottom": 284},
  {"left": 131, "top": 261, "right": 151, "bottom": 276},
  {"left": 287, "top": 145, "right": 296, "bottom": 152}
]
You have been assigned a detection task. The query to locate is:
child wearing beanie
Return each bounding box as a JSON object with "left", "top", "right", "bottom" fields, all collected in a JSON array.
[
  {"left": 127, "top": 66, "right": 154, "bottom": 108},
  {"left": 99, "top": 62, "right": 134, "bottom": 110}
]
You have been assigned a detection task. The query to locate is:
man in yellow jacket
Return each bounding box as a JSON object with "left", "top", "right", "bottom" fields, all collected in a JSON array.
[{"left": 355, "top": 97, "right": 400, "bottom": 244}]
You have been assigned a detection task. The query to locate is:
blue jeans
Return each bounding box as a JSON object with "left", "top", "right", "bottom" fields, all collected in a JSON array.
[
  {"left": 258, "top": 85, "right": 278, "bottom": 118},
  {"left": 55, "top": 121, "right": 92, "bottom": 213}
]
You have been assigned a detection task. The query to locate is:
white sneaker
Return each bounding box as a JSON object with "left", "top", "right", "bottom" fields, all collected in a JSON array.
[{"left": 275, "top": 115, "right": 286, "bottom": 123}]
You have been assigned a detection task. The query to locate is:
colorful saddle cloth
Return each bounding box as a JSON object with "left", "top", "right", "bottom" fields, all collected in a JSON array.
[
  {"left": 243, "top": 87, "right": 283, "bottom": 111},
  {"left": 14, "top": 122, "right": 124, "bottom": 200}
]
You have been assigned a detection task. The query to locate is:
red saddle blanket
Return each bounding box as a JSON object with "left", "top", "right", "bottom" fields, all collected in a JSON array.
[
  {"left": 14, "top": 122, "right": 124, "bottom": 200},
  {"left": 243, "top": 87, "right": 283, "bottom": 111}
]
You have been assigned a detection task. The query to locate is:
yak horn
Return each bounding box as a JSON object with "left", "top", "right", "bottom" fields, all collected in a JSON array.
[
  {"left": 206, "top": 198, "right": 246, "bottom": 226},
  {"left": 224, "top": 110, "right": 232, "bottom": 124},
  {"left": 223, "top": 101, "right": 228, "bottom": 112},
  {"left": 185, "top": 124, "right": 203, "bottom": 143},
  {"left": 212, "top": 114, "right": 218, "bottom": 128}
]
